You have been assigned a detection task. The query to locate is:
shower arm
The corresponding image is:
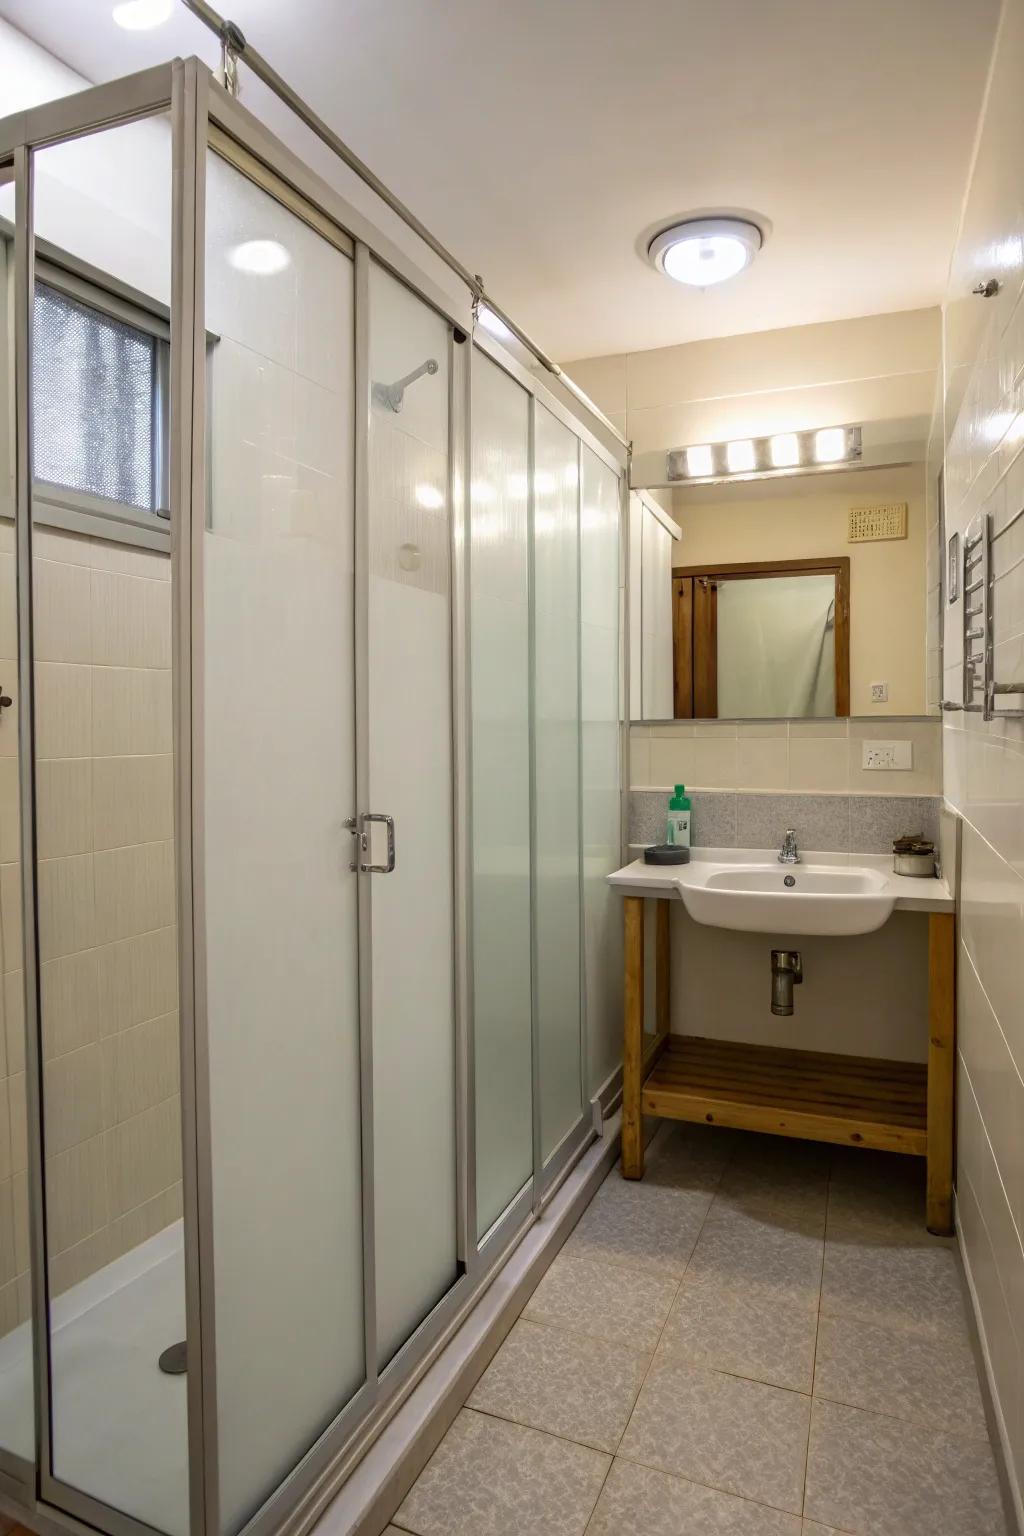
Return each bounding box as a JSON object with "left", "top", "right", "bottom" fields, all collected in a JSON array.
[
  {"left": 179, "top": 0, "right": 630, "bottom": 452},
  {"left": 372, "top": 358, "right": 439, "bottom": 414}
]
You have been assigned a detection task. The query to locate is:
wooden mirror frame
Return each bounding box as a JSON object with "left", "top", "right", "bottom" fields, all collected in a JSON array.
[{"left": 672, "top": 556, "right": 851, "bottom": 718}]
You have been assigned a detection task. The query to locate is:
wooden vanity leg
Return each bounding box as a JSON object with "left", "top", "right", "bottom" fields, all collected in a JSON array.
[
  {"left": 655, "top": 900, "right": 671, "bottom": 1036},
  {"left": 927, "top": 911, "right": 956, "bottom": 1235},
  {"left": 622, "top": 896, "right": 645, "bottom": 1179}
]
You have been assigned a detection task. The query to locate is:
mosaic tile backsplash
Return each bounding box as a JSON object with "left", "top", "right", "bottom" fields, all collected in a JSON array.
[{"left": 629, "top": 790, "right": 940, "bottom": 855}]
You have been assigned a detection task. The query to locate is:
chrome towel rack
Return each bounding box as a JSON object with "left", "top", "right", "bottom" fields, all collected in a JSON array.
[{"left": 958, "top": 505, "right": 1024, "bottom": 720}]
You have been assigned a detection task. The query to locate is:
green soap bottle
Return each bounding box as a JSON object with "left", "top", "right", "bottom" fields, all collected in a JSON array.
[{"left": 667, "top": 784, "right": 691, "bottom": 847}]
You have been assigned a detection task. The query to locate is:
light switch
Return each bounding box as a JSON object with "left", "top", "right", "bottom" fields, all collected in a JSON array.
[{"left": 862, "top": 740, "right": 913, "bottom": 770}]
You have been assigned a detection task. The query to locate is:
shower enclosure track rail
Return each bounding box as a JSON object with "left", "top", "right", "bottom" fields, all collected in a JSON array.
[{"left": 179, "top": 0, "right": 630, "bottom": 453}]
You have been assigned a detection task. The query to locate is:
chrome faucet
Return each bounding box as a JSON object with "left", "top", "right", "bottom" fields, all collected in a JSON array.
[{"left": 778, "top": 829, "right": 800, "bottom": 865}]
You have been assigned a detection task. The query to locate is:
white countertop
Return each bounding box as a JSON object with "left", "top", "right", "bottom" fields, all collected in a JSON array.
[{"left": 608, "top": 847, "right": 954, "bottom": 914}]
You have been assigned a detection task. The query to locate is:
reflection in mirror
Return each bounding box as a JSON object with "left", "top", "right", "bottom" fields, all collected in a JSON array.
[
  {"left": 27, "top": 117, "right": 186, "bottom": 1535},
  {"left": 630, "top": 466, "right": 927, "bottom": 722},
  {"left": 672, "top": 560, "right": 849, "bottom": 719}
]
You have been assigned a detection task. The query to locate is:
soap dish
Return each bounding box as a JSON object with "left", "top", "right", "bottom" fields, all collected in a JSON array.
[{"left": 644, "top": 844, "right": 691, "bottom": 865}]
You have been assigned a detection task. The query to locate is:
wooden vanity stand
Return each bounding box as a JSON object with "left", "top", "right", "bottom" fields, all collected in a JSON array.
[{"left": 621, "top": 895, "right": 956, "bottom": 1235}]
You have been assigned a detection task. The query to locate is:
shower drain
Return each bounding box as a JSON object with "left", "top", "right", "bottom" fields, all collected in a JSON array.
[{"left": 158, "top": 1341, "right": 187, "bottom": 1375}]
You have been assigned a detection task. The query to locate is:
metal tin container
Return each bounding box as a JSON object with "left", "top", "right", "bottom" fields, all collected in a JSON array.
[{"left": 892, "top": 836, "right": 935, "bottom": 878}]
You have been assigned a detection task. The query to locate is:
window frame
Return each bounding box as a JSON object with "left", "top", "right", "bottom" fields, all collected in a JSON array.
[{"left": 1, "top": 223, "right": 172, "bottom": 552}]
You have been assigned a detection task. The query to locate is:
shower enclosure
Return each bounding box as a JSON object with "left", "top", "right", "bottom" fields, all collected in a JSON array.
[{"left": 0, "top": 57, "right": 626, "bottom": 1536}]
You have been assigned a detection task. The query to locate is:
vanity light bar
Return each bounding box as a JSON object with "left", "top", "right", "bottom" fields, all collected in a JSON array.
[{"left": 667, "top": 424, "right": 862, "bottom": 483}]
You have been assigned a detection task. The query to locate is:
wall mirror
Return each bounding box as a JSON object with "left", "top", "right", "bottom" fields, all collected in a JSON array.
[{"left": 629, "top": 465, "right": 927, "bottom": 723}]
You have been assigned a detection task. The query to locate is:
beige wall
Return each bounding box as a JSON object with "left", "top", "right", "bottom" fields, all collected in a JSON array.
[
  {"left": 563, "top": 306, "right": 941, "bottom": 463},
  {"left": 670, "top": 464, "right": 928, "bottom": 717},
  {"left": 0, "top": 520, "right": 180, "bottom": 1333},
  {"left": 630, "top": 717, "right": 941, "bottom": 797},
  {"left": 938, "top": 0, "right": 1024, "bottom": 1519}
]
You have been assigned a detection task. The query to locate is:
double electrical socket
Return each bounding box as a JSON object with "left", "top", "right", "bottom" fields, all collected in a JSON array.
[{"left": 862, "top": 740, "right": 913, "bottom": 770}]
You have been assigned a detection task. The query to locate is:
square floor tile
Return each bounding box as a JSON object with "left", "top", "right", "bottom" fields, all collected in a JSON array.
[
  {"left": 813, "top": 1313, "right": 988, "bottom": 1437},
  {"left": 522, "top": 1254, "right": 676, "bottom": 1353},
  {"left": 468, "top": 1318, "right": 649, "bottom": 1452},
  {"left": 826, "top": 1152, "right": 930, "bottom": 1241},
  {"left": 395, "top": 1409, "right": 609, "bottom": 1536},
  {"left": 714, "top": 1160, "right": 828, "bottom": 1231},
  {"left": 644, "top": 1124, "right": 737, "bottom": 1190},
  {"left": 685, "top": 1205, "right": 824, "bottom": 1309},
  {"left": 804, "top": 1397, "right": 1007, "bottom": 1536},
  {"left": 618, "top": 1357, "right": 811, "bottom": 1515},
  {"left": 563, "top": 1174, "right": 712, "bottom": 1278},
  {"left": 585, "top": 1457, "right": 801, "bottom": 1535},
  {"left": 658, "top": 1278, "right": 817, "bottom": 1392},
  {"left": 820, "top": 1237, "right": 969, "bottom": 1339}
]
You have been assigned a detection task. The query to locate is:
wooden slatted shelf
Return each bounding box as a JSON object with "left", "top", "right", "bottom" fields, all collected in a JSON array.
[{"left": 641, "top": 1034, "right": 927, "bottom": 1156}]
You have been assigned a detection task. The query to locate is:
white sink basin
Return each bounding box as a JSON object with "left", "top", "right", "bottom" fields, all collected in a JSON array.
[{"left": 676, "top": 858, "right": 895, "bottom": 936}]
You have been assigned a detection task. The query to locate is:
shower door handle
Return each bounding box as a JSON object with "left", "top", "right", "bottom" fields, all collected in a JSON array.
[{"left": 359, "top": 813, "right": 396, "bottom": 874}]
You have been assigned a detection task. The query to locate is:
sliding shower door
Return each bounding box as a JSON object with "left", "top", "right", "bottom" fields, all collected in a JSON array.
[
  {"left": 533, "top": 405, "right": 583, "bottom": 1168},
  {"left": 366, "top": 259, "right": 459, "bottom": 1369},
  {"left": 470, "top": 350, "right": 533, "bottom": 1237},
  {"left": 202, "top": 153, "right": 365, "bottom": 1536}
]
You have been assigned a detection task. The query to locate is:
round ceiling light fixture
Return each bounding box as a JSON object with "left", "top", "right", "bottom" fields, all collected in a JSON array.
[
  {"left": 112, "top": 0, "right": 174, "bottom": 29},
  {"left": 648, "top": 217, "right": 763, "bottom": 288}
]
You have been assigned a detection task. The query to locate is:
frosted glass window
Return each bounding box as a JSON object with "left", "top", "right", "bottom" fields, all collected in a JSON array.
[
  {"left": 32, "top": 283, "right": 158, "bottom": 510},
  {"left": 533, "top": 405, "right": 583, "bottom": 1164},
  {"left": 471, "top": 349, "right": 533, "bottom": 1235}
]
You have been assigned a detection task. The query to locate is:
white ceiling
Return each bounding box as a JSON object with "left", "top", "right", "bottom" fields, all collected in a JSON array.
[{"left": 0, "top": 0, "right": 1001, "bottom": 362}]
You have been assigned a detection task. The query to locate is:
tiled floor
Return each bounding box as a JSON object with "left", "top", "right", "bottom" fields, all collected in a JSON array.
[{"left": 390, "top": 1123, "right": 1011, "bottom": 1536}]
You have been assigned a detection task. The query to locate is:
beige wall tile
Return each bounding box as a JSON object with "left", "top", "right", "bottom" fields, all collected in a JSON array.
[
  {"left": 95, "top": 926, "right": 178, "bottom": 1037},
  {"left": 848, "top": 719, "right": 942, "bottom": 795},
  {"left": 12, "top": 1170, "right": 28, "bottom": 1277},
  {"left": 690, "top": 729, "right": 738, "bottom": 789},
  {"left": 90, "top": 542, "right": 170, "bottom": 582},
  {"left": 0, "top": 1179, "right": 14, "bottom": 1287},
  {"left": 90, "top": 570, "right": 171, "bottom": 669},
  {"left": 789, "top": 735, "right": 849, "bottom": 793},
  {"left": 736, "top": 730, "right": 788, "bottom": 790},
  {"left": 45, "top": 1133, "right": 108, "bottom": 1253},
  {"left": 92, "top": 666, "right": 172, "bottom": 757},
  {"left": 40, "top": 947, "right": 100, "bottom": 1060},
  {"left": 105, "top": 1094, "right": 182, "bottom": 1218},
  {"left": 0, "top": 1080, "right": 10, "bottom": 1185},
  {"left": 0, "top": 671, "right": 18, "bottom": 760},
  {"left": 110, "top": 1181, "right": 182, "bottom": 1262},
  {"left": 36, "top": 758, "right": 92, "bottom": 859},
  {"left": 649, "top": 733, "right": 696, "bottom": 787},
  {"left": 109, "top": 1012, "right": 179, "bottom": 1124},
  {"left": 36, "top": 853, "right": 95, "bottom": 962},
  {"left": 33, "top": 560, "right": 92, "bottom": 664},
  {"left": 48, "top": 1227, "right": 115, "bottom": 1298},
  {"left": 33, "top": 529, "right": 91, "bottom": 567},
  {"left": 92, "top": 754, "right": 173, "bottom": 851},
  {"left": 7, "top": 1074, "right": 26, "bottom": 1176},
  {"left": 0, "top": 1277, "right": 19, "bottom": 1338},
  {"left": 35, "top": 663, "right": 91, "bottom": 758},
  {"left": 0, "top": 757, "right": 17, "bottom": 864},
  {"left": 0, "top": 862, "right": 23, "bottom": 973},
  {"left": 94, "top": 840, "right": 174, "bottom": 946},
  {"left": 4, "top": 971, "right": 24, "bottom": 1075},
  {"left": 43, "top": 1043, "right": 105, "bottom": 1155},
  {"left": 0, "top": 553, "right": 16, "bottom": 658},
  {"left": 629, "top": 729, "right": 651, "bottom": 788}
]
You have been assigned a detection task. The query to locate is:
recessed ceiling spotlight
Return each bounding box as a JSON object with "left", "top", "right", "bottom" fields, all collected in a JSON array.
[
  {"left": 112, "top": 0, "right": 174, "bottom": 29},
  {"left": 227, "top": 239, "right": 291, "bottom": 276},
  {"left": 648, "top": 217, "right": 763, "bottom": 288}
]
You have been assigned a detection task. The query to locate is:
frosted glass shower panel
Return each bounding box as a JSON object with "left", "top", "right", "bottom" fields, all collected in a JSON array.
[
  {"left": 368, "top": 261, "right": 458, "bottom": 1368},
  {"left": 29, "top": 122, "right": 187, "bottom": 1536},
  {"left": 471, "top": 350, "right": 533, "bottom": 1236},
  {"left": 0, "top": 172, "right": 33, "bottom": 1471},
  {"left": 641, "top": 511, "right": 674, "bottom": 719},
  {"left": 580, "top": 446, "right": 622, "bottom": 1097},
  {"left": 533, "top": 405, "right": 582, "bottom": 1164},
  {"left": 204, "top": 154, "right": 364, "bottom": 1534}
]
